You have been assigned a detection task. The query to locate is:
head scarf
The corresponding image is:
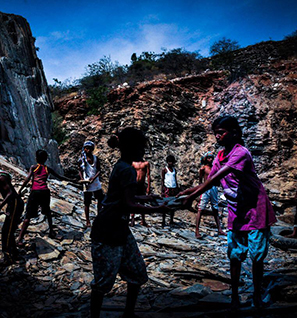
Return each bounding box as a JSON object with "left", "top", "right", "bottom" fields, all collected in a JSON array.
[
  {"left": 80, "top": 141, "right": 95, "bottom": 170},
  {"left": 200, "top": 151, "right": 214, "bottom": 165},
  {"left": 0, "top": 171, "right": 12, "bottom": 181}
]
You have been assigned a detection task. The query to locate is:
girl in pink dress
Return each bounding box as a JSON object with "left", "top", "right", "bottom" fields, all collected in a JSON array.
[{"left": 178, "top": 116, "right": 276, "bottom": 309}]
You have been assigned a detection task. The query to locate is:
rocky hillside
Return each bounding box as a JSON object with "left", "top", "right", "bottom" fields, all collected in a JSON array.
[
  {"left": 0, "top": 12, "right": 62, "bottom": 172},
  {"left": 55, "top": 50, "right": 297, "bottom": 220}
]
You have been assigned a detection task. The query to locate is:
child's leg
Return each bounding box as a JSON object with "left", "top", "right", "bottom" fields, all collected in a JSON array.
[
  {"left": 230, "top": 259, "right": 242, "bottom": 307},
  {"left": 17, "top": 218, "right": 30, "bottom": 243},
  {"left": 47, "top": 212, "right": 56, "bottom": 238},
  {"left": 169, "top": 210, "right": 175, "bottom": 226},
  {"left": 84, "top": 192, "right": 92, "bottom": 227},
  {"left": 196, "top": 209, "right": 203, "bottom": 238},
  {"left": 123, "top": 283, "right": 141, "bottom": 318},
  {"left": 91, "top": 289, "right": 104, "bottom": 318},
  {"left": 141, "top": 214, "right": 148, "bottom": 227},
  {"left": 252, "top": 260, "right": 264, "bottom": 306},
  {"left": 85, "top": 204, "right": 91, "bottom": 227},
  {"left": 212, "top": 209, "right": 226, "bottom": 236},
  {"left": 162, "top": 213, "right": 166, "bottom": 228},
  {"left": 130, "top": 214, "right": 135, "bottom": 227}
]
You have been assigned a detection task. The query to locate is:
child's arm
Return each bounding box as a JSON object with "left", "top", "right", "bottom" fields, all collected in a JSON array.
[
  {"left": 175, "top": 169, "right": 179, "bottom": 190},
  {"left": 48, "top": 167, "right": 74, "bottom": 182},
  {"left": 199, "top": 167, "right": 204, "bottom": 184},
  {"left": 161, "top": 168, "right": 166, "bottom": 195},
  {"left": 18, "top": 166, "right": 34, "bottom": 195},
  {"left": 146, "top": 162, "right": 151, "bottom": 195},
  {"left": 183, "top": 165, "right": 232, "bottom": 208},
  {"left": 0, "top": 177, "right": 14, "bottom": 211}
]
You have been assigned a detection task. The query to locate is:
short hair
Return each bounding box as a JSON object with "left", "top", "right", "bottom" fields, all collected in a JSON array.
[
  {"left": 36, "top": 149, "right": 48, "bottom": 164},
  {"left": 166, "top": 155, "right": 176, "bottom": 163},
  {"left": 108, "top": 127, "right": 147, "bottom": 153}
]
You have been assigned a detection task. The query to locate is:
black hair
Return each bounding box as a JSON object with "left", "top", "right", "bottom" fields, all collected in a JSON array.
[
  {"left": 36, "top": 149, "right": 48, "bottom": 164},
  {"left": 212, "top": 115, "right": 244, "bottom": 146},
  {"left": 107, "top": 127, "right": 147, "bottom": 153},
  {"left": 166, "top": 155, "right": 176, "bottom": 163}
]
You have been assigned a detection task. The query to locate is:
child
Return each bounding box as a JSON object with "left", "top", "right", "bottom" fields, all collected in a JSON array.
[
  {"left": 178, "top": 116, "right": 276, "bottom": 309},
  {"left": 17, "top": 149, "right": 73, "bottom": 245},
  {"left": 196, "top": 152, "right": 226, "bottom": 238},
  {"left": 90, "top": 127, "right": 171, "bottom": 318},
  {"left": 161, "top": 155, "right": 178, "bottom": 227},
  {"left": 0, "top": 171, "right": 24, "bottom": 265},
  {"left": 78, "top": 141, "right": 104, "bottom": 227},
  {"left": 130, "top": 159, "right": 151, "bottom": 227}
]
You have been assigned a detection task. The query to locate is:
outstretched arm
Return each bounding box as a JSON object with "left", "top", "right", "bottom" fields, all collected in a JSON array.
[
  {"left": 48, "top": 167, "right": 74, "bottom": 182},
  {"left": 183, "top": 165, "right": 232, "bottom": 207},
  {"left": 18, "top": 166, "right": 34, "bottom": 195}
]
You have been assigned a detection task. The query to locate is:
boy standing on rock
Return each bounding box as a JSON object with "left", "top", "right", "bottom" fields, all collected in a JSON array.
[
  {"left": 196, "top": 152, "right": 226, "bottom": 239},
  {"left": 79, "top": 141, "right": 104, "bottom": 227},
  {"left": 0, "top": 171, "right": 24, "bottom": 265},
  {"left": 161, "top": 155, "right": 179, "bottom": 227}
]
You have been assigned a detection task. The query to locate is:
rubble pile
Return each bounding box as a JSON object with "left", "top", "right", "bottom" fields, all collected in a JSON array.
[{"left": 1, "top": 157, "right": 297, "bottom": 318}]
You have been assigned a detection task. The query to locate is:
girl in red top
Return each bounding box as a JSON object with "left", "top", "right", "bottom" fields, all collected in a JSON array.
[{"left": 17, "top": 150, "right": 72, "bottom": 245}]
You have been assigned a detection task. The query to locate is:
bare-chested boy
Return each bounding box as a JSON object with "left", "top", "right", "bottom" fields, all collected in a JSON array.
[
  {"left": 0, "top": 171, "right": 24, "bottom": 265},
  {"left": 196, "top": 152, "right": 226, "bottom": 239},
  {"left": 130, "top": 159, "right": 151, "bottom": 226}
]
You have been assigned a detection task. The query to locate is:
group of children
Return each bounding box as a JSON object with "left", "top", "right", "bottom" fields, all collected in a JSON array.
[{"left": 0, "top": 115, "right": 283, "bottom": 317}]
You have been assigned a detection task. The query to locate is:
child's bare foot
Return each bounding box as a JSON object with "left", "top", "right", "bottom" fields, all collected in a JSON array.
[
  {"left": 195, "top": 232, "right": 202, "bottom": 239},
  {"left": 86, "top": 220, "right": 91, "bottom": 227},
  {"left": 17, "top": 240, "right": 26, "bottom": 248},
  {"left": 285, "top": 229, "right": 297, "bottom": 238},
  {"left": 49, "top": 230, "right": 56, "bottom": 239},
  {"left": 218, "top": 230, "right": 227, "bottom": 236}
]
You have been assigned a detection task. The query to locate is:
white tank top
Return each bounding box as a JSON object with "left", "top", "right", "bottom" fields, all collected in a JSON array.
[
  {"left": 164, "top": 167, "right": 177, "bottom": 188},
  {"left": 83, "top": 155, "right": 102, "bottom": 192}
]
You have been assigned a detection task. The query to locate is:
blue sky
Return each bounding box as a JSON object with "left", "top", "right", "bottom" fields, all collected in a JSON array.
[{"left": 1, "top": 0, "right": 297, "bottom": 84}]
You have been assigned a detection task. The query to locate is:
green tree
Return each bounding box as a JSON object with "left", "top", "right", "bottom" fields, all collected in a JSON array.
[
  {"left": 210, "top": 37, "right": 240, "bottom": 56},
  {"left": 158, "top": 48, "right": 202, "bottom": 77}
]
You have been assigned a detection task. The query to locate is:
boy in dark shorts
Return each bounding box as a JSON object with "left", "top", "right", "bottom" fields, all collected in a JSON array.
[
  {"left": 161, "top": 155, "right": 179, "bottom": 227},
  {"left": 17, "top": 150, "right": 73, "bottom": 245},
  {"left": 0, "top": 171, "right": 24, "bottom": 265}
]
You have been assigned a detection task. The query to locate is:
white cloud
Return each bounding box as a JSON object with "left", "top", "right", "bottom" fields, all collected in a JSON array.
[{"left": 37, "top": 22, "right": 210, "bottom": 84}]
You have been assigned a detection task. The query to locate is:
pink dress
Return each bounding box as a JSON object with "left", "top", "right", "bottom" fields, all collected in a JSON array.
[{"left": 209, "top": 144, "right": 277, "bottom": 231}]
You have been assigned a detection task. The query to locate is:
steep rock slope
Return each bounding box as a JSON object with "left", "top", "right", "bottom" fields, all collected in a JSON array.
[
  {"left": 56, "top": 45, "right": 297, "bottom": 216},
  {"left": 0, "top": 12, "right": 62, "bottom": 172}
]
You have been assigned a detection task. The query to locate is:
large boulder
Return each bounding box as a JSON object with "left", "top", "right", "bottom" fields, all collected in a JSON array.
[{"left": 0, "top": 11, "right": 62, "bottom": 172}]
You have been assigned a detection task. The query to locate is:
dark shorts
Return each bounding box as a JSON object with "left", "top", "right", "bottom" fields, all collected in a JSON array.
[
  {"left": 91, "top": 233, "right": 148, "bottom": 293},
  {"left": 84, "top": 189, "right": 104, "bottom": 206},
  {"left": 25, "top": 190, "right": 50, "bottom": 219}
]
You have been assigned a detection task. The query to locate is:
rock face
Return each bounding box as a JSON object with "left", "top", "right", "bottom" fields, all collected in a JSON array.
[
  {"left": 56, "top": 51, "right": 297, "bottom": 216},
  {"left": 0, "top": 12, "right": 62, "bottom": 172}
]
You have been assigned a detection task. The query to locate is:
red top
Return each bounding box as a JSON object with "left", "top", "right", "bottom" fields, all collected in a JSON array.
[{"left": 32, "top": 164, "right": 49, "bottom": 191}]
